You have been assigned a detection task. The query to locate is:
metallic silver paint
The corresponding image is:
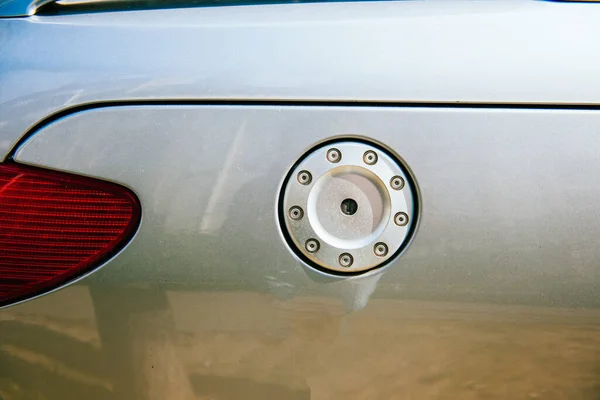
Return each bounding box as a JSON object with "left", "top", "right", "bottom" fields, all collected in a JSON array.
[
  {"left": 5, "top": 105, "right": 600, "bottom": 398},
  {"left": 3, "top": 0, "right": 600, "bottom": 159},
  {"left": 4, "top": 1, "right": 600, "bottom": 398},
  {"left": 12, "top": 104, "right": 600, "bottom": 306}
]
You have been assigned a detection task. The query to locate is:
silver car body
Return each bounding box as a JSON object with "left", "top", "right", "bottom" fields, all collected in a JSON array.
[{"left": 3, "top": 0, "right": 600, "bottom": 399}]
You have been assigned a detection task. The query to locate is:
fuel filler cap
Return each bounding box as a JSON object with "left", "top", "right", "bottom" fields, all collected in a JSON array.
[{"left": 279, "top": 139, "right": 418, "bottom": 274}]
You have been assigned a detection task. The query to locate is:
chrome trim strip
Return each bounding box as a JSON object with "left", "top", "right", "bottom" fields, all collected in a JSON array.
[{"left": 0, "top": 0, "right": 54, "bottom": 17}]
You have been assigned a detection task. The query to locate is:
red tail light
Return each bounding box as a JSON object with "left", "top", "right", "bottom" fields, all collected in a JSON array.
[{"left": 0, "top": 163, "right": 140, "bottom": 307}]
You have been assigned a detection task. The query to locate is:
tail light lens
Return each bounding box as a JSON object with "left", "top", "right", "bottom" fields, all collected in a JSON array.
[{"left": 0, "top": 163, "right": 140, "bottom": 307}]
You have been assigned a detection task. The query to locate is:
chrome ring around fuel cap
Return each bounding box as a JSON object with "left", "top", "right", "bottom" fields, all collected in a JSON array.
[{"left": 279, "top": 139, "right": 418, "bottom": 274}]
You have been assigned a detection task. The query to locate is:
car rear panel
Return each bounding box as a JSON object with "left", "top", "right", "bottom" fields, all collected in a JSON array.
[{"left": 4, "top": 1, "right": 600, "bottom": 399}]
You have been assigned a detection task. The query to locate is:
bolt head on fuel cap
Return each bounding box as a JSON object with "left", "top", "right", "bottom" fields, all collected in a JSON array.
[{"left": 279, "top": 139, "right": 418, "bottom": 274}]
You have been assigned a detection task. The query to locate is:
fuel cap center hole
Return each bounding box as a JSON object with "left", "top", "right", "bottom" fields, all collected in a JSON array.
[{"left": 340, "top": 198, "right": 358, "bottom": 216}]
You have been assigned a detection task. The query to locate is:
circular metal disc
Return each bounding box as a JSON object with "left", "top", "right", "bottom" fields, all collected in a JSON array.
[{"left": 280, "top": 139, "right": 418, "bottom": 274}]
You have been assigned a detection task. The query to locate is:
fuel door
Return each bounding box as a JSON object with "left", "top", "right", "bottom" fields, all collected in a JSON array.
[{"left": 279, "top": 138, "right": 419, "bottom": 275}]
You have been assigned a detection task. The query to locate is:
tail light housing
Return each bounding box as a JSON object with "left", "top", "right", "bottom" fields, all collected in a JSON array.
[{"left": 0, "top": 163, "right": 140, "bottom": 307}]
